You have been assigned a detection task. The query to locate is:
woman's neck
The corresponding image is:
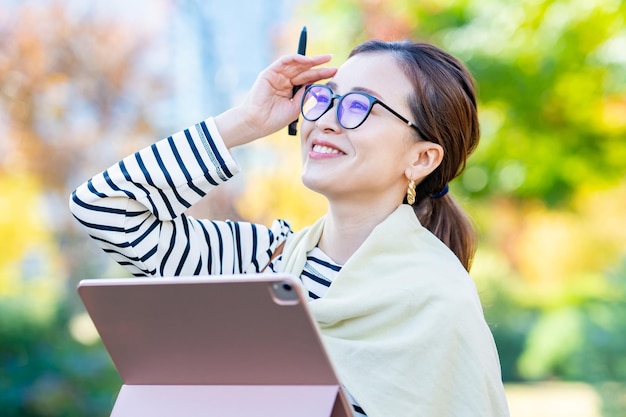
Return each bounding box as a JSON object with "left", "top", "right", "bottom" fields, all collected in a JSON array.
[{"left": 318, "top": 201, "right": 402, "bottom": 265}]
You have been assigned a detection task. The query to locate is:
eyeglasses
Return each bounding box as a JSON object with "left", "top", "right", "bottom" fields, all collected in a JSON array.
[{"left": 301, "top": 84, "right": 419, "bottom": 131}]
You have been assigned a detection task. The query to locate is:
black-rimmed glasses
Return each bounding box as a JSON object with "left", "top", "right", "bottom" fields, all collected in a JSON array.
[{"left": 301, "top": 84, "right": 419, "bottom": 131}]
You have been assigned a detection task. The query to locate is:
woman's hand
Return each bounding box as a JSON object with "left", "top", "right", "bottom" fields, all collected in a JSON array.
[{"left": 215, "top": 54, "right": 337, "bottom": 148}]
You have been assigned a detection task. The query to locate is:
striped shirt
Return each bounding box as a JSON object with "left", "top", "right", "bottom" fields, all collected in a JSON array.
[{"left": 70, "top": 118, "right": 367, "bottom": 417}]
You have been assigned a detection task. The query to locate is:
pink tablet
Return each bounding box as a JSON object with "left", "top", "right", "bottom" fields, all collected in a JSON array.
[{"left": 77, "top": 274, "right": 353, "bottom": 417}]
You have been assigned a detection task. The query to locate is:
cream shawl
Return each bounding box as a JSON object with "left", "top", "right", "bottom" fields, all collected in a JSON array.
[{"left": 280, "top": 204, "right": 509, "bottom": 417}]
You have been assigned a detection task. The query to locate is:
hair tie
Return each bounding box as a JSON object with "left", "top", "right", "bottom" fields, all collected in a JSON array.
[{"left": 431, "top": 184, "right": 449, "bottom": 199}]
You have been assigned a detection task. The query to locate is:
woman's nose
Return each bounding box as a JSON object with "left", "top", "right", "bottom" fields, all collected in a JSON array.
[{"left": 314, "top": 102, "right": 342, "bottom": 132}]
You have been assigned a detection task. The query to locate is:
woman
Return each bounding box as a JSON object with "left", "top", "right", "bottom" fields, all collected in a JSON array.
[{"left": 71, "top": 40, "right": 510, "bottom": 416}]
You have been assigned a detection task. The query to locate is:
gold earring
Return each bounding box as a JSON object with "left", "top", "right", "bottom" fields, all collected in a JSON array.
[{"left": 407, "top": 179, "right": 417, "bottom": 205}]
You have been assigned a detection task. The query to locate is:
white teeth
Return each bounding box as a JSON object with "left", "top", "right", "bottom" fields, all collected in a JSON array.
[{"left": 313, "top": 144, "right": 340, "bottom": 154}]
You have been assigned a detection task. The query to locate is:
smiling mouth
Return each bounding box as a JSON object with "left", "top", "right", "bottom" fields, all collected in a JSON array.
[{"left": 312, "top": 144, "right": 342, "bottom": 155}]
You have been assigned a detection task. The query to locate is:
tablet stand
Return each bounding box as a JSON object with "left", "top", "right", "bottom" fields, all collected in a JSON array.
[{"left": 112, "top": 384, "right": 352, "bottom": 417}]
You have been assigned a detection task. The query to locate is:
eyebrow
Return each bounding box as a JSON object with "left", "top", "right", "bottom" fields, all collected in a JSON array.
[{"left": 326, "top": 81, "right": 386, "bottom": 101}]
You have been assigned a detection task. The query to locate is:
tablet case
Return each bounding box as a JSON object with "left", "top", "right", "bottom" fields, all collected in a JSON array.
[{"left": 77, "top": 274, "right": 353, "bottom": 417}]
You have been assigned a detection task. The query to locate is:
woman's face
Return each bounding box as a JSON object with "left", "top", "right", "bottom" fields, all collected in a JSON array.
[{"left": 300, "top": 52, "right": 424, "bottom": 206}]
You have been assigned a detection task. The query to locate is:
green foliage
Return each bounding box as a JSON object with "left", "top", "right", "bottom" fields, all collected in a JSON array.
[
  {"left": 576, "top": 261, "right": 626, "bottom": 415},
  {"left": 482, "top": 286, "right": 540, "bottom": 382},
  {"left": 516, "top": 259, "right": 626, "bottom": 384},
  {"left": 305, "top": 0, "right": 626, "bottom": 205},
  {"left": 0, "top": 300, "right": 120, "bottom": 417},
  {"left": 434, "top": 0, "right": 626, "bottom": 203}
]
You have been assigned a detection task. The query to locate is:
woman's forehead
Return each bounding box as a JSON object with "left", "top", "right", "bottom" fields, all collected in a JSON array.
[{"left": 331, "top": 53, "right": 411, "bottom": 102}]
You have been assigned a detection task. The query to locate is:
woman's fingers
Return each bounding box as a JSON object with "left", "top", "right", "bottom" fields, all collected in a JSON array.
[
  {"left": 275, "top": 53, "right": 333, "bottom": 71},
  {"left": 291, "top": 66, "right": 338, "bottom": 89},
  {"left": 264, "top": 54, "right": 336, "bottom": 91}
]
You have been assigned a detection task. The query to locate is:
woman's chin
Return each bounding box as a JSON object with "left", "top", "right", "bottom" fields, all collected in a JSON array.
[{"left": 301, "top": 175, "right": 325, "bottom": 194}]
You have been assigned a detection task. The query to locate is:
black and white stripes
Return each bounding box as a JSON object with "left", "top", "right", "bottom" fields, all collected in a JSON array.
[
  {"left": 302, "top": 247, "right": 340, "bottom": 299},
  {"left": 71, "top": 119, "right": 284, "bottom": 277}
]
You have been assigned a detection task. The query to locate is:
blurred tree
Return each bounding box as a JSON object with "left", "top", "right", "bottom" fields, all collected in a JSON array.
[
  {"left": 516, "top": 258, "right": 626, "bottom": 416},
  {"left": 441, "top": 0, "right": 626, "bottom": 205},
  {"left": 0, "top": 2, "right": 165, "bottom": 192},
  {"left": 0, "top": 2, "right": 169, "bottom": 416},
  {"left": 301, "top": 0, "right": 626, "bottom": 203},
  {"left": 0, "top": 174, "right": 62, "bottom": 322},
  {"left": 0, "top": 0, "right": 171, "bottom": 283}
]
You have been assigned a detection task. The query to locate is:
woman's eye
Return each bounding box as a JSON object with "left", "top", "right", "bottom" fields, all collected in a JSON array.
[
  {"left": 349, "top": 100, "right": 369, "bottom": 112},
  {"left": 316, "top": 95, "right": 330, "bottom": 105}
]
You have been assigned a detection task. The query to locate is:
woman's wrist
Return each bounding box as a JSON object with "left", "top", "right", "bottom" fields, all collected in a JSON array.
[{"left": 213, "top": 106, "right": 261, "bottom": 149}]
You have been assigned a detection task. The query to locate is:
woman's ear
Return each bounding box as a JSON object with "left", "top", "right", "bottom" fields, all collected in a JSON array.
[{"left": 405, "top": 141, "right": 444, "bottom": 181}]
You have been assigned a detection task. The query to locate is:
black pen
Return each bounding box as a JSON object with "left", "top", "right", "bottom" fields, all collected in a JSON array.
[{"left": 288, "top": 26, "right": 307, "bottom": 136}]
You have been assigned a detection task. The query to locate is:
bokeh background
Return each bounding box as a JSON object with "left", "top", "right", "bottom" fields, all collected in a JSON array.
[{"left": 1, "top": 0, "right": 625, "bottom": 416}]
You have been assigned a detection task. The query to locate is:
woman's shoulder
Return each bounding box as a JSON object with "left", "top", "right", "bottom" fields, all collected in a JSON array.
[{"left": 389, "top": 227, "right": 481, "bottom": 309}]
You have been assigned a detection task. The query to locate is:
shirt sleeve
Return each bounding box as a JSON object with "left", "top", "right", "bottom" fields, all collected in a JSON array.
[{"left": 69, "top": 118, "right": 291, "bottom": 277}]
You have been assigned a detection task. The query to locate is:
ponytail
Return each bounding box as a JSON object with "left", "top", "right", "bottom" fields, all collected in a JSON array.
[{"left": 413, "top": 196, "right": 477, "bottom": 271}]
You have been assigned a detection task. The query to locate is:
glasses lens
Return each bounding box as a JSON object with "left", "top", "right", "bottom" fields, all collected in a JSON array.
[
  {"left": 338, "top": 93, "right": 372, "bottom": 129},
  {"left": 302, "top": 85, "right": 332, "bottom": 121}
]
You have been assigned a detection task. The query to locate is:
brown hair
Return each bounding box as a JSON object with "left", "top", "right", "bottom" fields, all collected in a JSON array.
[{"left": 349, "top": 40, "right": 479, "bottom": 270}]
